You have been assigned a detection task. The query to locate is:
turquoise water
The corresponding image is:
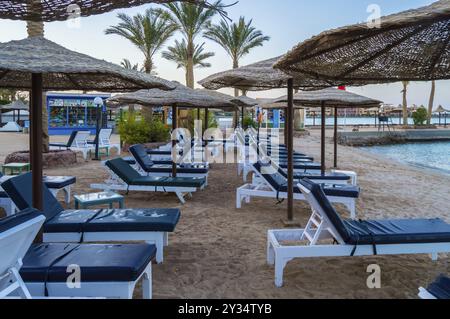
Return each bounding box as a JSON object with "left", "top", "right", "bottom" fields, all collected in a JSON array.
[{"left": 362, "top": 142, "right": 450, "bottom": 175}]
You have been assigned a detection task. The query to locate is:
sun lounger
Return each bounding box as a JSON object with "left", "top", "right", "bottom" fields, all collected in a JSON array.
[
  {"left": 129, "top": 144, "right": 209, "bottom": 181},
  {"left": 2, "top": 173, "right": 181, "bottom": 263},
  {"left": 50, "top": 130, "right": 94, "bottom": 160},
  {"left": 267, "top": 178, "right": 450, "bottom": 287},
  {"left": 0, "top": 173, "right": 76, "bottom": 216},
  {"left": 90, "top": 158, "right": 206, "bottom": 204},
  {"left": 237, "top": 162, "right": 359, "bottom": 218},
  {"left": 0, "top": 209, "right": 155, "bottom": 299},
  {"left": 419, "top": 274, "right": 450, "bottom": 299},
  {"left": 87, "top": 128, "right": 120, "bottom": 156}
]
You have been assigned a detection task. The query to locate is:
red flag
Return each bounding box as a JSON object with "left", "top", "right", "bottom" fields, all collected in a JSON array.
[{"left": 338, "top": 85, "right": 346, "bottom": 91}]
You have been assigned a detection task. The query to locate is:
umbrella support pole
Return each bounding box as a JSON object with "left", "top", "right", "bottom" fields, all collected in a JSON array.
[
  {"left": 321, "top": 102, "right": 326, "bottom": 175},
  {"left": 334, "top": 107, "right": 338, "bottom": 168}
]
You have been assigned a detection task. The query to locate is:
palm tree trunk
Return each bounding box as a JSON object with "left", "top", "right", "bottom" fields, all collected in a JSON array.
[
  {"left": 27, "top": 19, "right": 49, "bottom": 153},
  {"left": 427, "top": 80, "right": 435, "bottom": 125},
  {"left": 402, "top": 81, "right": 409, "bottom": 126},
  {"left": 141, "top": 59, "right": 154, "bottom": 123},
  {"left": 186, "top": 39, "right": 195, "bottom": 89},
  {"left": 233, "top": 59, "right": 239, "bottom": 97}
]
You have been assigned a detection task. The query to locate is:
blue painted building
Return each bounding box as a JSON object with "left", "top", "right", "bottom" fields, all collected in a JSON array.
[{"left": 47, "top": 93, "right": 111, "bottom": 135}]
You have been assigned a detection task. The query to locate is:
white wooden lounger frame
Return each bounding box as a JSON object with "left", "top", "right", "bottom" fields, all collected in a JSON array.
[
  {"left": 236, "top": 166, "right": 357, "bottom": 219},
  {"left": 267, "top": 183, "right": 450, "bottom": 287},
  {"left": 90, "top": 163, "right": 204, "bottom": 204},
  {"left": 0, "top": 214, "right": 45, "bottom": 299}
]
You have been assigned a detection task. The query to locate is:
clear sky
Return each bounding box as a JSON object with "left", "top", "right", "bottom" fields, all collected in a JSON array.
[{"left": 0, "top": 0, "right": 448, "bottom": 108}]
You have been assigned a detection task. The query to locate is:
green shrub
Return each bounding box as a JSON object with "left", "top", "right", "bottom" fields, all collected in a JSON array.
[
  {"left": 412, "top": 107, "right": 428, "bottom": 126},
  {"left": 242, "top": 116, "right": 257, "bottom": 130},
  {"left": 118, "top": 113, "right": 169, "bottom": 145}
]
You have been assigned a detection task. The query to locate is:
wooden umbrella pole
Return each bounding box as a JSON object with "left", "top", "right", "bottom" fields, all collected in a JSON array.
[
  {"left": 204, "top": 108, "right": 209, "bottom": 145},
  {"left": 334, "top": 106, "right": 338, "bottom": 168},
  {"left": 287, "top": 78, "right": 294, "bottom": 222},
  {"left": 172, "top": 105, "right": 177, "bottom": 177},
  {"left": 241, "top": 106, "right": 245, "bottom": 127},
  {"left": 321, "top": 101, "right": 326, "bottom": 175}
]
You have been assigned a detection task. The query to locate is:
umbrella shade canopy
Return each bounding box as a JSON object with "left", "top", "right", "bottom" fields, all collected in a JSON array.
[
  {"left": 108, "top": 82, "right": 236, "bottom": 109},
  {"left": 0, "top": 0, "right": 217, "bottom": 22},
  {"left": 275, "top": 0, "right": 450, "bottom": 85},
  {"left": 0, "top": 37, "right": 175, "bottom": 91},
  {"left": 435, "top": 105, "right": 450, "bottom": 113},
  {"left": 198, "top": 56, "right": 332, "bottom": 91},
  {"left": 197, "top": 89, "right": 257, "bottom": 107},
  {"left": 274, "top": 88, "right": 382, "bottom": 108},
  {"left": 0, "top": 99, "right": 29, "bottom": 110},
  {"left": 256, "top": 98, "right": 303, "bottom": 110}
]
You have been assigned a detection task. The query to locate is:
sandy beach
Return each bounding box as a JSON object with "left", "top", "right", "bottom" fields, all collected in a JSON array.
[{"left": 1, "top": 131, "right": 449, "bottom": 299}]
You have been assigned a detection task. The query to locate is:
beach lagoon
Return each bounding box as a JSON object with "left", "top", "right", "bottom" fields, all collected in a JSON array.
[{"left": 362, "top": 141, "right": 450, "bottom": 175}]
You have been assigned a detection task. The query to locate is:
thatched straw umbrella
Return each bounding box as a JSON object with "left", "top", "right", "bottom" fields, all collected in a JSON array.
[
  {"left": 435, "top": 105, "right": 450, "bottom": 126},
  {"left": 108, "top": 82, "right": 236, "bottom": 176},
  {"left": 197, "top": 89, "right": 258, "bottom": 127},
  {"left": 199, "top": 57, "right": 331, "bottom": 224},
  {"left": 0, "top": 36, "right": 175, "bottom": 213},
  {"left": 275, "top": 0, "right": 450, "bottom": 85},
  {"left": 0, "top": 100, "right": 29, "bottom": 123},
  {"left": 0, "top": 0, "right": 225, "bottom": 21},
  {"left": 275, "top": 88, "right": 381, "bottom": 172}
]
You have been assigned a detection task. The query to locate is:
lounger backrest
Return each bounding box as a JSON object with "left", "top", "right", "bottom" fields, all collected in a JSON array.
[
  {"left": 1, "top": 173, "right": 64, "bottom": 221},
  {"left": 105, "top": 158, "right": 142, "bottom": 184},
  {"left": 0, "top": 209, "right": 45, "bottom": 278},
  {"left": 66, "top": 130, "right": 80, "bottom": 147},
  {"left": 253, "top": 162, "right": 287, "bottom": 192},
  {"left": 99, "top": 128, "right": 113, "bottom": 146},
  {"left": 129, "top": 144, "right": 154, "bottom": 169},
  {"left": 298, "top": 178, "right": 352, "bottom": 243},
  {"left": 73, "top": 131, "right": 91, "bottom": 148}
]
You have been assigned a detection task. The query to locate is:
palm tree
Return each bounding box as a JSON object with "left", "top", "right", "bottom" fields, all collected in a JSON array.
[
  {"left": 162, "top": 39, "right": 214, "bottom": 84},
  {"left": 205, "top": 16, "right": 270, "bottom": 96},
  {"left": 427, "top": 80, "right": 436, "bottom": 125},
  {"left": 105, "top": 9, "right": 178, "bottom": 74},
  {"left": 401, "top": 81, "right": 409, "bottom": 126},
  {"left": 120, "top": 58, "right": 139, "bottom": 71},
  {"left": 162, "top": 1, "right": 222, "bottom": 88}
]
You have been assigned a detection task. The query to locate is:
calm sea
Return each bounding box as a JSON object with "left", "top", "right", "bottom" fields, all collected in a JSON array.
[{"left": 361, "top": 141, "right": 450, "bottom": 175}]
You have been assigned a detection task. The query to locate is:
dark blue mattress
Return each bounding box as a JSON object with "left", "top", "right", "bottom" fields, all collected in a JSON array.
[
  {"left": 43, "top": 176, "right": 76, "bottom": 189},
  {"left": 21, "top": 243, "right": 155, "bottom": 282},
  {"left": 0, "top": 209, "right": 43, "bottom": 233},
  {"left": 278, "top": 162, "right": 322, "bottom": 170},
  {"left": 426, "top": 275, "right": 450, "bottom": 299},
  {"left": 44, "top": 208, "right": 181, "bottom": 233}
]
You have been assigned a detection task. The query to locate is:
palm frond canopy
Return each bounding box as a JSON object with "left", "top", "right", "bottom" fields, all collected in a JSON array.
[
  {"left": 108, "top": 81, "right": 237, "bottom": 109},
  {"left": 197, "top": 89, "right": 257, "bottom": 107},
  {"left": 275, "top": 0, "right": 450, "bottom": 85},
  {"left": 0, "top": 0, "right": 224, "bottom": 22},
  {"left": 198, "top": 56, "right": 332, "bottom": 91},
  {"left": 162, "top": 40, "right": 214, "bottom": 69},
  {"left": 0, "top": 99, "right": 29, "bottom": 110},
  {"left": 0, "top": 37, "right": 175, "bottom": 91},
  {"left": 274, "top": 88, "right": 382, "bottom": 108}
]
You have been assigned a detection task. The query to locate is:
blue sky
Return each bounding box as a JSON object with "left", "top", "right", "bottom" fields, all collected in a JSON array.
[{"left": 0, "top": 0, "right": 448, "bottom": 107}]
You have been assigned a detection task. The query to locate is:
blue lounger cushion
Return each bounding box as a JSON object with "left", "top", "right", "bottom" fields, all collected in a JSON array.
[
  {"left": 1, "top": 173, "right": 181, "bottom": 234},
  {"left": 254, "top": 162, "right": 360, "bottom": 198},
  {"left": 0, "top": 208, "right": 43, "bottom": 233},
  {"left": 105, "top": 158, "right": 206, "bottom": 188},
  {"left": 45, "top": 209, "right": 181, "bottom": 233},
  {"left": 278, "top": 162, "right": 322, "bottom": 171},
  {"left": 43, "top": 176, "right": 76, "bottom": 189},
  {"left": 21, "top": 243, "right": 156, "bottom": 283},
  {"left": 130, "top": 144, "right": 208, "bottom": 174},
  {"left": 0, "top": 191, "right": 8, "bottom": 198},
  {"left": 426, "top": 275, "right": 450, "bottom": 299},
  {"left": 299, "top": 178, "right": 450, "bottom": 246}
]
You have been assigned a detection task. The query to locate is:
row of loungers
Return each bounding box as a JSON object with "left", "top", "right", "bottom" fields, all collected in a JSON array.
[{"left": 0, "top": 172, "right": 183, "bottom": 299}]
